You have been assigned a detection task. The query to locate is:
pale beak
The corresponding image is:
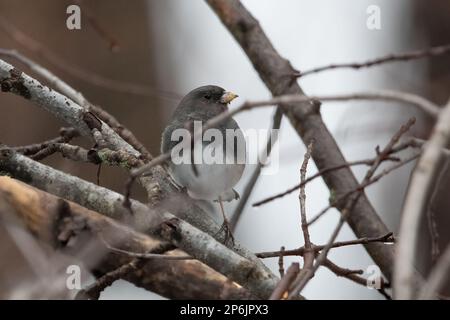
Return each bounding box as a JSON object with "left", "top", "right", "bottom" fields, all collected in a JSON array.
[{"left": 220, "top": 91, "right": 239, "bottom": 104}]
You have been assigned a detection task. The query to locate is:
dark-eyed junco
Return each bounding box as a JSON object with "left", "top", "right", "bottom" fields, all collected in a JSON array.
[{"left": 161, "top": 85, "right": 245, "bottom": 242}]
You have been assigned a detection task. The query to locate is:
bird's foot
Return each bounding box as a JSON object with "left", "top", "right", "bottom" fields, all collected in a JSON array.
[
  {"left": 166, "top": 171, "right": 185, "bottom": 192},
  {"left": 216, "top": 219, "right": 235, "bottom": 246}
]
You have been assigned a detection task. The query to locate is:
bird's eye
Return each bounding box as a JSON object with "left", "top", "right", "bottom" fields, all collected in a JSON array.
[{"left": 204, "top": 94, "right": 211, "bottom": 100}]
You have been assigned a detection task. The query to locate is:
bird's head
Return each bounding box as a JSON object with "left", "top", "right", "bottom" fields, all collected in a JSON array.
[{"left": 187, "top": 85, "right": 238, "bottom": 106}]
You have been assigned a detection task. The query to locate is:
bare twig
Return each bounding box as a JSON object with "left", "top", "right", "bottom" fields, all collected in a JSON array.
[
  {"left": 124, "top": 89, "right": 431, "bottom": 210},
  {"left": 100, "top": 236, "right": 193, "bottom": 260},
  {"left": 256, "top": 232, "right": 394, "bottom": 258},
  {"left": 129, "top": 91, "right": 435, "bottom": 182},
  {"left": 307, "top": 153, "right": 419, "bottom": 226},
  {"left": 74, "top": 0, "right": 120, "bottom": 52},
  {"left": 288, "top": 119, "right": 414, "bottom": 297},
  {"left": 395, "top": 99, "right": 450, "bottom": 299},
  {"left": 253, "top": 145, "right": 412, "bottom": 207},
  {"left": 206, "top": 0, "right": 430, "bottom": 282},
  {"left": 0, "top": 151, "right": 280, "bottom": 299},
  {"left": 0, "top": 176, "right": 252, "bottom": 299},
  {"left": 297, "top": 44, "right": 450, "bottom": 77},
  {"left": 0, "top": 58, "right": 139, "bottom": 156},
  {"left": 0, "top": 15, "right": 181, "bottom": 100},
  {"left": 230, "top": 107, "right": 282, "bottom": 230},
  {"left": 278, "top": 246, "right": 285, "bottom": 277},
  {"left": 323, "top": 259, "right": 391, "bottom": 300},
  {"left": 13, "top": 127, "right": 79, "bottom": 156},
  {"left": 75, "top": 259, "right": 141, "bottom": 300},
  {"left": 404, "top": 137, "right": 450, "bottom": 157},
  {"left": 30, "top": 143, "right": 92, "bottom": 162},
  {"left": 288, "top": 142, "right": 315, "bottom": 297},
  {"left": 269, "top": 263, "right": 300, "bottom": 300},
  {"left": 0, "top": 56, "right": 277, "bottom": 296},
  {"left": 0, "top": 49, "right": 153, "bottom": 161}
]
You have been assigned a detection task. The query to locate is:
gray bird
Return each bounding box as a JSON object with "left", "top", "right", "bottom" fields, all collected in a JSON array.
[{"left": 161, "top": 85, "right": 245, "bottom": 241}]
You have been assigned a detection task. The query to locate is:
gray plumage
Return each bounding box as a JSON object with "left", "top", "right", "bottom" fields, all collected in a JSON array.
[{"left": 161, "top": 85, "right": 245, "bottom": 201}]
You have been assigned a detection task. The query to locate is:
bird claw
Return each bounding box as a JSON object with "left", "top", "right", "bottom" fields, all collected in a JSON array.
[{"left": 216, "top": 219, "right": 235, "bottom": 246}]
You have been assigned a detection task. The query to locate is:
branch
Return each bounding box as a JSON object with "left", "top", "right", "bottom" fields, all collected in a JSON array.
[
  {"left": 288, "top": 119, "right": 414, "bottom": 296},
  {"left": 0, "top": 49, "right": 153, "bottom": 160},
  {"left": 0, "top": 56, "right": 277, "bottom": 294},
  {"left": 0, "top": 176, "right": 252, "bottom": 299},
  {"left": 297, "top": 43, "right": 450, "bottom": 77},
  {"left": 12, "top": 127, "right": 79, "bottom": 155},
  {"left": 230, "top": 107, "right": 282, "bottom": 230},
  {"left": 206, "top": 0, "right": 421, "bottom": 281},
  {"left": 0, "top": 58, "right": 137, "bottom": 157},
  {"left": 76, "top": 259, "right": 142, "bottom": 300},
  {"left": 395, "top": 99, "right": 450, "bottom": 299},
  {"left": 253, "top": 142, "right": 412, "bottom": 207},
  {"left": 0, "top": 151, "right": 280, "bottom": 298},
  {"left": 323, "top": 259, "right": 391, "bottom": 300},
  {"left": 269, "top": 263, "right": 300, "bottom": 300},
  {"left": 127, "top": 89, "right": 438, "bottom": 192},
  {"left": 73, "top": 0, "right": 121, "bottom": 52},
  {"left": 289, "top": 142, "right": 315, "bottom": 294},
  {"left": 307, "top": 153, "right": 419, "bottom": 226},
  {"left": 0, "top": 15, "right": 181, "bottom": 100},
  {"left": 256, "top": 232, "right": 394, "bottom": 259}
]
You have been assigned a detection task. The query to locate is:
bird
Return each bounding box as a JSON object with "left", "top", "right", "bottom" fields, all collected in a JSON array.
[{"left": 161, "top": 85, "right": 246, "bottom": 243}]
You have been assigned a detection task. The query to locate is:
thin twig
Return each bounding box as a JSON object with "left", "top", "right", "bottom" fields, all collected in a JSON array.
[
  {"left": 0, "top": 48, "right": 153, "bottom": 161},
  {"left": 74, "top": 0, "right": 121, "bottom": 52},
  {"left": 253, "top": 149, "right": 410, "bottom": 207},
  {"left": 100, "top": 236, "right": 193, "bottom": 260},
  {"left": 129, "top": 91, "right": 434, "bottom": 181},
  {"left": 75, "top": 259, "right": 142, "bottom": 300},
  {"left": 323, "top": 259, "right": 391, "bottom": 300},
  {"left": 309, "top": 153, "right": 419, "bottom": 226},
  {"left": 297, "top": 44, "right": 450, "bottom": 77},
  {"left": 0, "top": 15, "right": 181, "bottom": 100},
  {"left": 288, "top": 119, "right": 415, "bottom": 297},
  {"left": 287, "top": 142, "right": 315, "bottom": 297},
  {"left": 307, "top": 153, "right": 419, "bottom": 226},
  {"left": 256, "top": 232, "right": 394, "bottom": 259},
  {"left": 12, "top": 127, "right": 79, "bottom": 156},
  {"left": 230, "top": 108, "right": 282, "bottom": 230},
  {"left": 278, "top": 246, "right": 285, "bottom": 277},
  {"left": 269, "top": 263, "right": 300, "bottom": 300},
  {"left": 125, "top": 90, "right": 430, "bottom": 204}
]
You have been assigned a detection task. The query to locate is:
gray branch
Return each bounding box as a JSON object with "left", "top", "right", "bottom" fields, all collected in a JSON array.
[{"left": 0, "top": 151, "right": 279, "bottom": 298}]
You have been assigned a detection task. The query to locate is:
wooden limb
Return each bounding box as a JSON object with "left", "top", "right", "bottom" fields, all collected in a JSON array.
[
  {"left": 0, "top": 176, "right": 253, "bottom": 300},
  {"left": 206, "top": 0, "right": 397, "bottom": 281}
]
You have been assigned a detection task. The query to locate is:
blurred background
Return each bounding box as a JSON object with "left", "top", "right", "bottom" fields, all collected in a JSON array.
[{"left": 0, "top": 0, "right": 449, "bottom": 299}]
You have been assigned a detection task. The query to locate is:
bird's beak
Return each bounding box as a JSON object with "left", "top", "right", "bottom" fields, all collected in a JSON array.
[{"left": 220, "top": 91, "right": 239, "bottom": 104}]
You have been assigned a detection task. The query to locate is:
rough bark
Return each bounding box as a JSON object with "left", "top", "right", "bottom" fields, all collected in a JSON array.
[
  {"left": 206, "top": 0, "right": 395, "bottom": 280},
  {"left": 0, "top": 176, "right": 253, "bottom": 299}
]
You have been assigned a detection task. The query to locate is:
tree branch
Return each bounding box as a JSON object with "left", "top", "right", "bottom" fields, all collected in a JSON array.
[
  {"left": 206, "top": 0, "right": 416, "bottom": 281},
  {"left": 0, "top": 151, "right": 280, "bottom": 298},
  {"left": 0, "top": 176, "right": 252, "bottom": 299},
  {"left": 297, "top": 43, "right": 450, "bottom": 77},
  {"left": 395, "top": 99, "right": 450, "bottom": 299},
  {"left": 0, "top": 57, "right": 276, "bottom": 288},
  {"left": 230, "top": 107, "right": 282, "bottom": 230},
  {"left": 256, "top": 232, "right": 394, "bottom": 259}
]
